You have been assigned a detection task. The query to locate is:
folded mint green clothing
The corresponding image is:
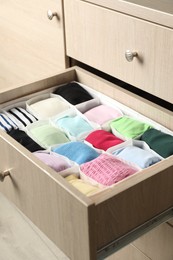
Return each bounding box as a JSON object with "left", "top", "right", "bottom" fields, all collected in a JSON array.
[
  {"left": 110, "top": 116, "right": 152, "bottom": 139},
  {"left": 54, "top": 115, "right": 93, "bottom": 138},
  {"left": 113, "top": 145, "right": 161, "bottom": 168},
  {"left": 140, "top": 128, "right": 173, "bottom": 158},
  {"left": 52, "top": 141, "right": 100, "bottom": 164},
  {"left": 29, "top": 124, "right": 69, "bottom": 148}
]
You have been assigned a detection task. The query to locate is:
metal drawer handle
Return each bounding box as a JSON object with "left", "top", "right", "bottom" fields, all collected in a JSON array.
[
  {"left": 125, "top": 50, "right": 138, "bottom": 62},
  {"left": 0, "top": 170, "right": 10, "bottom": 182},
  {"left": 47, "top": 9, "right": 58, "bottom": 20}
]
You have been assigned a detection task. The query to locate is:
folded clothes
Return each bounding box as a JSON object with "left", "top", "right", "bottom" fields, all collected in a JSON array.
[
  {"left": 0, "top": 113, "right": 18, "bottom": 132},
  {"left": 8, "top": 129, "right": 44, "bottom": 152},
  {"left": 33, "top": 151, "right": 74, "bottom": 172},
  {"left": 5, "top": 107, "right": 37, "bottom": 129},
  {"left": 80, "top": 153, "right": 139, "bottom": 186},
  {"left": 84, "top": 104, "right": 123, "bottom": 125},
  {"left": 112, "top": 145, "right": 161, "bottom": 168},
  {"left": 110, "top": 116, "right": 152, "bottom": 139},
  {"left": 140, "top": 128, "right": 173, "bottom": 158},
  {"left": 28, "top": 123, "right": 69, "bottom": 148},
  {"left": 65, "top": 174, "right": 101, "bottom": 196},
  {"left": 85, "top": 129, "right": 124, "bottom": 151},
  {"left": 28, "top": 97, "right": 70, "bottom": 119},
  {"left": 54, "top": 115, "right": 94, "bottom": 138},
  {"left": 53, "top": 82, "right": 93, "bottom": 105},
  {"left": 52, "top": 141, "right": 100, "bottom": 164}
]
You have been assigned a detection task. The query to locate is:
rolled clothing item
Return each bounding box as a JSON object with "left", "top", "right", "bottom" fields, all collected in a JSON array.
[
  {"left": 0, "top": 113, "right": 18, "bottom": 132},
  {"left": 54, "top": 115, "right": 94, "bottom": 138},
  {"left": 33, "top": 151, "right": 74, "bottom": 172},
  {"left": 80, "top": 153, "right": 139, "bottom": 186},
  {"left": 28, "top": 97, "right": 70, "bottom": 119},
  {"left": 84, "top": 104, "right": 123, "bottom": 125},
  {"left": 8, "top": 129, "right": 44, "bottom": 152},
  {"left": 29, "top": 123, "right": 69, "bottom": 148},
  {"left": 85, "top": 129, "right": 124, "bottom": 151},
  {"left": 65, "top": 174, "right": 101, "bottom": 196},
  {"left": 53, "top": 82, "right": 93, "bottom": 105},
  {"left": 112, "top": 145, "right": 161, "bottom": 168},
  {"left": 110, "top": 116, "right": 152, "bottom": 139},
  {"left": 5, "top": 107, "right": 37, "bottom": 129},
  {"left": 140, "top": 128, "right": 173, "bottom": 158},
  {"left": 52, "top": 141, "right": 100, "bottom": 165}
]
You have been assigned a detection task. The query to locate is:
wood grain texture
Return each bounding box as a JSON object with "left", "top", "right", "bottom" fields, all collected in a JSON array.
[
  {"left": 0, "top": 193, "right": 69, "bottom": 260},
  {"left": 81, "top": 0, "right": 173, "bottom": 28},
  {"left": 64, "top": 0, "right": 173, "bottom": 103},
  {"left": 133, "top": 222, "right": 173, "bottom": 260},
  {"left": 0, "top": 131, "right": 96, "bottom": 260},
  {"left": 0, "top": 0, "right": 68, "bottom": 92}
]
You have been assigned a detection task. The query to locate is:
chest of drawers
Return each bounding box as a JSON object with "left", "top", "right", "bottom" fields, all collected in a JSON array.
[{"left": 0, "top": 1, "right": 173, "bottom": 260}]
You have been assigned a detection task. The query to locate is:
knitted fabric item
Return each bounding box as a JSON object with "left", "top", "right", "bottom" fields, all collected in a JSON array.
[
  {"left": 28, "top": 97, "right": 70, "bottom": 119},
  {"left": 84, "top": 104, "right": 123, "bottom": 125},
  {"left": 113, "top": 145, "right": 161, "bottom": 168},
  {"left": 5, "top": 107, "right": 37, "bottom": 129},
  {"left": 54, "top": 115, "right": 94, "bottom": 138},
  {"left": 140, "top": 128, "right": 173, "bottom": 158},
  {"left": 29, "top": 123, "right": 69, "bottom": 148},
  {"left": 33, "top": 151, "right": 74, "bottom": 172},
  {"left": 110, "top": 116, "right": 152, "bottom": 139},
  {"left": 65, "top": 174, "right": 101, "bottom": 196},
  {"left": 8, "top": 129, "right": 44, "bottom": 152},
  {"left": 80, "top": 153, "right": 139, "bottom": 186},
  {"left": 52, "top": 141, "right": 100, "bottom": 164},
  {"left": 0, "top": 113, "right": 18, "bottom": 132},
  {"left": 85, "top": 130, "right": 124, "bottom": 151},
  {"left": 53, "top": 82, "right": 93, "bottom": 105}
]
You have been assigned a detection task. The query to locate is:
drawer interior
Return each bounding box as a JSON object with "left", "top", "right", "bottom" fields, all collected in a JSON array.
[{"left": 0, "top": 66, "right": 172, "bottom": 260}]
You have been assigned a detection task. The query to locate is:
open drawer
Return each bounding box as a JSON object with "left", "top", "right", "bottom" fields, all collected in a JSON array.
[{"left": 0, "top": 67, "right": 173, "bottom": 260}]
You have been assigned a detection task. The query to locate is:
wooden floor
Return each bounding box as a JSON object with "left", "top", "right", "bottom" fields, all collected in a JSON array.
[{"left": 0, "top": 192, "right": 69, "bottom": 260}]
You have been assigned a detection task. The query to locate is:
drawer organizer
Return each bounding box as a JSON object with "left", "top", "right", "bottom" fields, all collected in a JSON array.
[{"left": 0, "top": 67, "right": 173, "bottom": 260}]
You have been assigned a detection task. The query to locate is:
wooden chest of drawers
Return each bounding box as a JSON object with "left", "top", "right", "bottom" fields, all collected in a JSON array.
[{"left": 0, "top": 0, "right": 173, "bottom": 259}]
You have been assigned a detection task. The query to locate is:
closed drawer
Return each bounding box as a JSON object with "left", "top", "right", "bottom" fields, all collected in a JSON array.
[
  {"left": 0, "top": 0, "right": 67, "bottom": 90},
  {"left": 64, "top": 0, "right": 173, "bottom": 104},
  {"left": 0, "top": 67, "right": 173, "bottom": 260}
]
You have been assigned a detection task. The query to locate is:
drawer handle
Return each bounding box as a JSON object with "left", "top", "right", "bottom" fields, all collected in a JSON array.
[
  {"left": 125, "top": 50, "right": 138, "bottom": 62},
  {"left": 0, "top": 170, "right": 10, "bottom": 182},
  {"left": 47, "top": 10, "right": 58, "bottom": 20}
]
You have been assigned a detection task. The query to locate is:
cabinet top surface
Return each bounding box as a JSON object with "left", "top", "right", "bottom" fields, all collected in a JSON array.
[{"left": 82, "top": 0, "right": 173, "bottom": 28}]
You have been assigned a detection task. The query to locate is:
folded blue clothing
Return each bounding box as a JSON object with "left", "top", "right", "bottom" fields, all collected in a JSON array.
[
  {"left": 52, "top": 141, "right": 100, "bottom": 164},
  {"left": 54, "top": 115, "right": 93, "bottom": 138},
  {"left": 112, "top": 145, "right": 161, "bottom": 168}
]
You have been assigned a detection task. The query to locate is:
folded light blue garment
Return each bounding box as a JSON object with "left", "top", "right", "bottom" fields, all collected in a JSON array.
[
  {"left": 55, "top": 115, "right": 93, "bottom": 137},
  {"left": 112, "top": 145, "right": 161, "bottom": 168},
  {"left": 52, "top": 141, "right": 100, "bottom": 164}
]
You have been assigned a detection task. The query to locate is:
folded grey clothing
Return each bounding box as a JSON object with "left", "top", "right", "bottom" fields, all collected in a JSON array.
[
  {"left": 112, "top": 145, "right": 161, "bottom": 168},
  {"left": 8, "top": 129, "right": 44, "bottom": 152},
  {"left": 53, "top": 82, "right": 93, "bottom": 105}
]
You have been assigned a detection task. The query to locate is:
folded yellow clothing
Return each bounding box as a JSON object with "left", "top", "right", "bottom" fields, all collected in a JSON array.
[{"left": 65, "top": 174, "right": 100, "bottom": 196}]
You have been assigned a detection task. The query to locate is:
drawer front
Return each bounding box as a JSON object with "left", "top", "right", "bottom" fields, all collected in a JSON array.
[
  {"left": 64, "top": 0, "right": 173, "bottom": 103},
  {"left": 0, "top": 0, "right": 68, "bottom": 91},
  {"left": 0, "top": 67, "right": 173, "bottom": 260}
]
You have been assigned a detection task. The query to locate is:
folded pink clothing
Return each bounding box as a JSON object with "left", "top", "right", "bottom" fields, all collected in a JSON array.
[
  {"left": 80, "top": 153, "right": 139, "bottom": 186},
  {"left": 84, "top": 104, "right": 123, "bottom": 125},
  {"left": 85, "top": 129, "right": 124, "bottom": 151},
  {"left": 33, "top": 151, "right": 74, "bottom": 172}
]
